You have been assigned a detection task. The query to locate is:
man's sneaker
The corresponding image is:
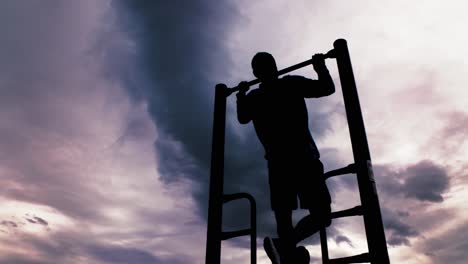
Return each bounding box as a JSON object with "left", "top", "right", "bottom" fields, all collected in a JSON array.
[
  {"left": 263, "top": 237, "right": 282, "bottom": 264},
  {"left": 294, "top": 246, "right": 310, "bottom": 264}
]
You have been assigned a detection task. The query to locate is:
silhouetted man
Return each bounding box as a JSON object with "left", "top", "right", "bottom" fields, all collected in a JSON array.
[{"left": 236, "top": 52, "right": 335, "bottom": 263}]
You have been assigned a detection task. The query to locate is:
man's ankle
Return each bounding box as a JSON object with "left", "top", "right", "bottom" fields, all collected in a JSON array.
[{"left": 264, "top": 237, "right": 282, "bottom": 264}]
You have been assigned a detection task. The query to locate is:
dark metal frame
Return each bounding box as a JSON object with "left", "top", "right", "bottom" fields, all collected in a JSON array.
[
  {"left": 205, "top": 84, "right": 257, "bottom": 264},
  {"left": 205, "top": 39, "right": 390, "bottom": 264}
]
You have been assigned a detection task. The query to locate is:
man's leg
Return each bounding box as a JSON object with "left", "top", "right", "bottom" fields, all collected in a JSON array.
[
  {"left": 293, "top": 205, "right": 331, "bottom": 244},
  {"left": 274, "top": 209, "right": 296, "bottom": 262},
  {"left": 274, "top": 209, "right": 294, "bottom": 245},
  {"left": 265, "top": 158, "right": 299, "bottom": 262},
  {"left": 294, "top": 158, "right": 332, "bottom": 244},
  {"left": 263, "top": 209, "right": 293, "bottom": 264}
]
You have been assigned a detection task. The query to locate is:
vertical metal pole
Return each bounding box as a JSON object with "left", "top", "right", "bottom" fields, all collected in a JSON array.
[
  {"left": 205, "top": 84, "right": 228, "bottom": 264},
  {"left": 319, "top": 228, "right": 329, "bottom": 264},
  {"left": 333, "top": 39, "right": 390, "bottom": 264},
  {"left": 250, "top": 196, "right": 257, "bottom": 264}
]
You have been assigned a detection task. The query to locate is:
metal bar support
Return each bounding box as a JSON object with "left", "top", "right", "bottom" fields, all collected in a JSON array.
[
  {"left": 222, "top": 193, "right": 257, "bottom": 264},
  {"left": 333, "top": 39, "right": 390, "bottom": 264},
  {"left": 205, "top": 84, "right": 228, "bottom": 264}
]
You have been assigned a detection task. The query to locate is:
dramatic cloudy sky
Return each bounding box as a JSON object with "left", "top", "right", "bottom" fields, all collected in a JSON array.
[{"left": 1, "top": 0, "right": 467, "bottom": 263}]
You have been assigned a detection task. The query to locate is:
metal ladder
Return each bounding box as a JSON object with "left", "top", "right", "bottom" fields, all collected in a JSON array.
[
  {"left": 319, "top": 164, "right": 370, "bottom": 263},
  {"left": 317, "top": 39, "right": 390, "bottom": 263},
  {"left": 205, "top": 81, "right": 257, "bottom": 264},
  {"left": 205, "top": 39, "right": 390, "bottom": 264}
]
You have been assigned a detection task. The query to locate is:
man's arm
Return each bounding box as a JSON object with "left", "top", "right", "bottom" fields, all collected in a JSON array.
[
  {"left": 236, "top": 81, "right": 252, "bottom": 124},
  {"left": 302, "top": 54, "right": 335, "bottom": 98}
]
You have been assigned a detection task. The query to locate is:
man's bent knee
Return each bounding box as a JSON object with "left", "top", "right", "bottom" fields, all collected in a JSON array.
[{"left": 308, "top": 208, "right": 332, "bottom": 227}]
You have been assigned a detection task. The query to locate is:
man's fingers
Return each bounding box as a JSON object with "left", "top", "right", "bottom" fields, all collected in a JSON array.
[
  {"left": 312, "top": 53, "right": 326, "bottom": 66},
  {"left": 237, "top": 81, "right": 250, "bottom": 93},
  {"left": 312, "top": 53, "right": 325, "bottom": 61}
]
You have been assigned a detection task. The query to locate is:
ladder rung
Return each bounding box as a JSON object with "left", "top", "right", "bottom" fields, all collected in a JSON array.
[
  {"left": 329, "top": 252, "right": 370, "bottom": 263},
  {"left": 221, "top": 228, "right": 251, "bottom": 240},
  {"left": 331, "top": 206, "right": 363, "bottom": 219},
  {"left": 324, "top": 163, "right": 356, "bottom": 179}
]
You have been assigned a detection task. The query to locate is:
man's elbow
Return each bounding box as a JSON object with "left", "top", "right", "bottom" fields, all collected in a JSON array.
[
  {"left": 325, "top": 83, "right": 335, "bottom": 96},
  {"left": 320, "top": 81, "right": 335, "bottom": 96},
  {"left": 237, "top": 112, "right": 251, "bottom": 124},
  {"left": 238, "top": 117, "right": 251, "bottom": 124}
]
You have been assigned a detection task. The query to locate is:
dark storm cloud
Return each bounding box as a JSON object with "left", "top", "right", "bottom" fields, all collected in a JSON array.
[
  {"left": 367, "top": 160, "right": 451, "bottom": 247},
  {"left": 113, "top": 0, "right": 239, "bottom": 178},
  {"left": 381, "top": 208, "right": 419, "bottom": 246},
  {"left": 402, "top": 161, "right": 449, "bottom": 202},
  {"left": 114, "top": 0, "right": 341, "bottom": 242},
  {"left": 335, "top": 234, "right": 354, "bottom": 247},
  {"left": 112, "top": 0, "right": 252, "bottom": 225},
  {"left": 373, "top": 160, "right": 449, "bottom": 203},
  {"left": 330, "top": 160, "right": 451, "bottom": 247}
]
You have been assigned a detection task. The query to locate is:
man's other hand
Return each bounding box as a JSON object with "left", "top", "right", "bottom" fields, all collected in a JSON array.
[
  {"left": 237, "top": 81, "right": 250, "bottom": 94},
  {"left": 312, "top": 53, "right": 326, "bottom": 68}
]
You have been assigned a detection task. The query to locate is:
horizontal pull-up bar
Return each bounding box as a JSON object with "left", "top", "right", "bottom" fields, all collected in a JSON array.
[{"left": 227, "top": 48, "right": 336, "bottom": 95}]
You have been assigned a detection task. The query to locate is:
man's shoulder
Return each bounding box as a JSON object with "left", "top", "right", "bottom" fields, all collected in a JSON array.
[
  {"left": 246, "top": 88, "right": 262, "bottom": 97},
  {"left": 281, "top": 75, "right": 309, "bottom": 83},
  {"left": 280, "top": 75, "right": 313, "bottom": 91}
]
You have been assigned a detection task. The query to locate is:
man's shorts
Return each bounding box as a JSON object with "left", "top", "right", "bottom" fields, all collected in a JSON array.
[{"left": 267, "top": 156, "right": 331, "bottom": 211}]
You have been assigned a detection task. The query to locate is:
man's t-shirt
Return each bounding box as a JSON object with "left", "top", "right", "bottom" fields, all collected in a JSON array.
[{"left": 237, "top": 75, "right": 322, "bottom": 160}]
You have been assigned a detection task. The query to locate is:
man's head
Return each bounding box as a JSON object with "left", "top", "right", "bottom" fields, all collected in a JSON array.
[{"left": 251, "top": 52, "right": 278, "bottom": 82}]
